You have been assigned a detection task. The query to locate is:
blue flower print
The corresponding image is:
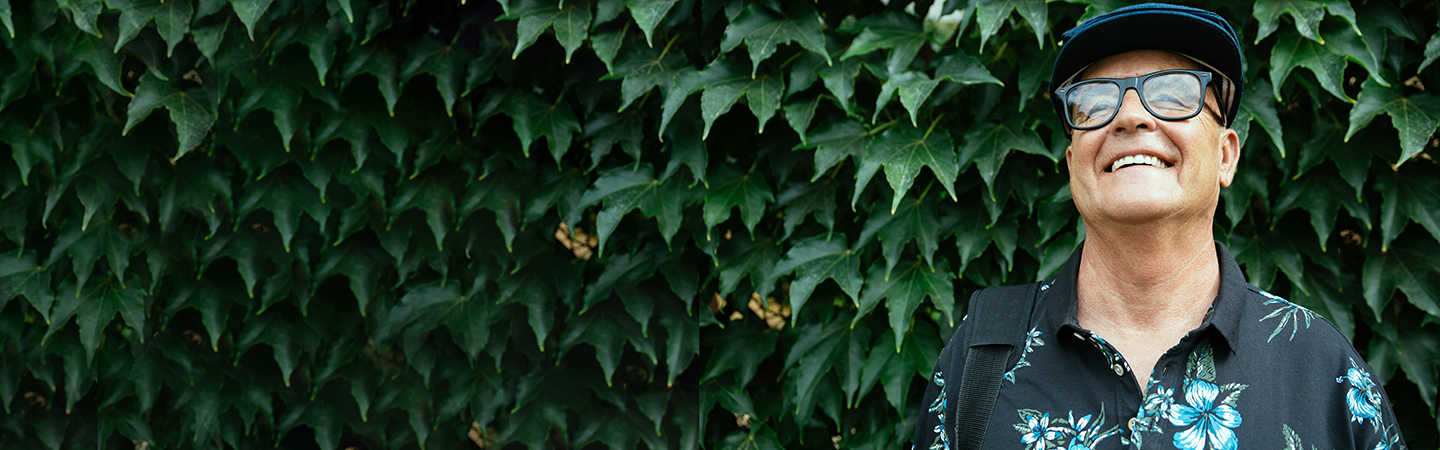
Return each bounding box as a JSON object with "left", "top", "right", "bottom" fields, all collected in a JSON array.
[
  {"left": 927, "top": 372, "right": 950, "bottom": 450},
  {"left": 1168, "top": 379, "right": 1242, "bottom": 450},
  {"left": 1020, "top": 412, "right": 1064, "bottom": 448},
  {"left": 1336, "top": 358, "right": 1381, "bottom": 428},
  {"left": 1004, "top": 328, "right": 1045, "bottom": 384}
]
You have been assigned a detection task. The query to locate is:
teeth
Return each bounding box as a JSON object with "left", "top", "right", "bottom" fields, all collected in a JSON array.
[{"left": 1110, "top": 154, "right": 1169, "bottom": 172}]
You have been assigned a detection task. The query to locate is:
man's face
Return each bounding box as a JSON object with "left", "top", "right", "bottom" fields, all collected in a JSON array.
[{"left": 1064, "top": 50, "right": 1240, "bottom": 228}]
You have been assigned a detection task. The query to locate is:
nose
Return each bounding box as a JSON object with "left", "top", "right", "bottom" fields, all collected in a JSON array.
[{"left": 1109, "top": 88, "right": 1156, "bottom": 133}]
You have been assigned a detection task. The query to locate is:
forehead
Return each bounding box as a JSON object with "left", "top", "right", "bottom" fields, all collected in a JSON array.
[{"left": 1079, "top": 50, "right": 1204, "bottom": 80}]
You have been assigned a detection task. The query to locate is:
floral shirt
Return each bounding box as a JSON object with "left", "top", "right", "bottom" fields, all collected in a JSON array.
[{"left": 913, "top": 242, "right": 1405, "bottom": 450}]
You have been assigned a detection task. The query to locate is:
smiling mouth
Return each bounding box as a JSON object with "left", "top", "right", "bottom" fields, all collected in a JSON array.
[{"left": 1107, "top": 154, "right": 1172, "bottom": 172}]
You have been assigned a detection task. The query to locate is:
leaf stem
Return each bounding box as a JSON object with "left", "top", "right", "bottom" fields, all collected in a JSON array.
[
  {"left": 918, "top": 179, "right": 934, "bottom": 202},
  {"left": 660, "top": 34, "right": 679, "bottom": 59},
  {"left": 869, "top": 119, "right": 900, "bottom": 136},
  {"left": 924, "top": 114, "right": 944, "bottom": 140}
]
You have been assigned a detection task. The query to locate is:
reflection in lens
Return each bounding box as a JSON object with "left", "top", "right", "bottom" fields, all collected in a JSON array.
[
  {"left": 1142, "top": 73, "right": 1201, "bottom": 119},
  {"left": 1068, "top": 82, "right": 1120, "bottom": 129}
]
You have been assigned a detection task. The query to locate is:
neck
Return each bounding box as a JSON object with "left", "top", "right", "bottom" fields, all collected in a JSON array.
[{"left": 1075, "top": 222, "right": 1220, "bottom": 335}]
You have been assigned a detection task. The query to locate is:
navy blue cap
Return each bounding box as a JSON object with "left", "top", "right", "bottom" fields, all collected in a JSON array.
[{"left": 1049, "top": 3, "right": 1244, "bottom": 130}]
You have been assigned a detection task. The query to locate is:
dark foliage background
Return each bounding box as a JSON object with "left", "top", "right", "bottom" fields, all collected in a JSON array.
[{"left": 0, "top": 0, "right": 1437, "bottom": 448}]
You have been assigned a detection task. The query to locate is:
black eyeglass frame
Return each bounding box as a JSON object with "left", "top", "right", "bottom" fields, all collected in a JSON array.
[{"left": 1053, "top": 69, "right": 1216, "bottom": 131}]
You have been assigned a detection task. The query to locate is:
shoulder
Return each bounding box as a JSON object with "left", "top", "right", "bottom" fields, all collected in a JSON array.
[{"left": 1226, "top": 284, "right": 1370, "bottom": 389}]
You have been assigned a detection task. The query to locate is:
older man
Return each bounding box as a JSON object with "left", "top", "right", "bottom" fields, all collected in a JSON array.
[{"left": 913, "top": 4, "right": 1404, "bottom": 450}]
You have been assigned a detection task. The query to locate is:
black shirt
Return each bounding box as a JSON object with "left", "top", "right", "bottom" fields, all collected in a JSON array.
[{"left": 913, "top": 242, "right": 1405, "bottom": 450}]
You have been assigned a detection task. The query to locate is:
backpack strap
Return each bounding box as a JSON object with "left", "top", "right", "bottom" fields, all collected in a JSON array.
[{"left": 952, "top": 282, "right": 1040, "bottom": 450}]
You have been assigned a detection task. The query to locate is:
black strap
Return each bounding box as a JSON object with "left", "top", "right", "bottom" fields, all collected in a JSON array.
[{"left": 952, "top": 283, "right": 1039, "bottom": 450}]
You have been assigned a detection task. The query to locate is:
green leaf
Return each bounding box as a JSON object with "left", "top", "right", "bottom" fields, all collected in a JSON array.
[
  {"left": 1290, "top": 263, "right": 1357, "bottom": 342},
  {"left": 0, "top": 0, "right": 12, "bottom": 38},
  {"left": 115, "top": 0, "right": 163, "bottom": 52},
  {"left": 504, "top": 92, "right": 581, "bottom": 164},
  {"left": 855, "top": 258, "right": 953, "bottom": 352},
  {"left": 230, "top": 0, "right": 275, "bottom": 41},
  {"left": 1421, "top": 31, "right": 1440, "bottom": 73},
  {"left": 702, "top": 167, "right": 774, "bottom": 240},
  {"left": 839, "top": 13, "right": 924, "bottom": 76},
  {"left": 626, "top": 0, "right": 675, "bottom": 48},
  {"left": 521, "top": 166, "right": 587, "bottom": 228},
  {"left": 1345, "top": 78, "right": 1440, "bottom": 166},
  {"left": 717, "top": 235, "right": 781, "bottom": 299},
  {"left": 611, "top": 43, "right": 687, "bottom": 112},
  {"left": 391, "top": 175, "right": 454, "bottom": 251},
  {"left": 783, "top": 95, "right": 820, "bottom": 144},
  {"left": 1229, "top": 226, "right": 1307, "bottom": 293},
  {"left": 61, "top": 0, "right": 103, "bottom": 37},
  {"left": 1323, "top": 23, "right": 1388, "bottom": 89},
  {"left": 875, "top": 53, "right": 1001, "bottom": 126},
  {"left": 1295, "top": 121, "right": 1370, "bottom": 199},
  {"left": 579, "top": 164, "right": 695, "bottom": 256},
  {"left": 857, "top": 193, "right": 940, "bottom": 281},
  {"left": 779, "top": 319, "right": 844, "bottom": 417},
  {"left": 1268, "top": 28, "right": 1349, "bottom": 102},
  {"left": 658, "top": 305, "right": 697, "bottom": 388},
  {"left": 1363, "top": 234, "right": 1440, "bottom": 319},
  {"left": 1253, "top": 0, "right": 1326, "bottom": 44},
  {"left": 1274, "top": 171, "right": 1368, "bottom": 251},
  {"left": 720, "top": 3, "right": 831, "bottom": 77},
  {"left": 1375, "top": 165, "right": 1440, "bottom": 252},
  {"left": 1235, "top": 80, "right": 1285, "bottom": 157},
  {"left": 400, "top": 37, "right": 469, "bottom": 116},
  {"left": 234, "top": 66, "right": 307, "bottom": 153},
  {"left": 852, "top": 124, "right": 958, "bottom": 213},
  {"left": 975, "top": 0, "right": 1045, "bottom": 50},
  {"left": 314, "top": 240, "right": 384, "bottom": 315},
  {"left": 374, "top": 280, "right": 465, "bottom": 347},
  {"left": 558, "top": 305, "right": 656, "bottom": 386},
  {"left": 951, "top": 201, "right": 1018, "bottom": 276},
  {"left": 719, "top": 426, "right": 784, "bottom": 450},
  {"left": 155, "top": 0, "right": 194, "bottom": 56},
  {"left": 1220, "top": 165, "right": 1269, "bottom": 231},
  {"left": 701, "top": 324, "right": 777, "bottom": 386},
  {"left": 44, "top": 275, "right": 144, "bottom": 365},
  {"left": 52, "top": 216, "right": 139, "bottom": 298},
  {"left": 72, "top": 31, "right": 132, "bottom": 97},
  {"left": 956, "top": 120, "right": 1048, "bottom": 199},
  {"left": 699, "top": 59, "right": 784, "bottom": 138},
  {"left": 125, "top": 74, "right": 217, "bottom": 158},
  {"left": 0, "top": 252, "right": 53, "bottom": 325},
  {"left": 512, "top": 2, "right": 591, "bottom": 63},
  {"left": 341, "top": 42, "right": 401, "bottom": 116},
  {"left": 818, "top": 57, "right": 863, "bottom": 115},
  {"left": 663, "top": 109, "right": 709, "bottom": 187},
  {"left": 191, "top": 19, "right": 229, "bottom": 65},
  {"left": 767, "top": 236, "right": 862, "bottom": 324},
  {"left": 0, "top": 119, "right": 56, "bottom": 187},
  {"left": 236, "top": 173, "right": 329, "bottom": 253},
  {"left": 586, "top": 109, "right": 646, "bottom": 170},
  {"left": 775, "top": 178, "right": 838, "bottom": 240},
  {"left": 801, "top": 117, "right": 869, "bottom": 180}
]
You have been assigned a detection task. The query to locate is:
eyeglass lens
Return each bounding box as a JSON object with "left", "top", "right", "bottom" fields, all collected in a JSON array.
[{"left": 1065, "top": 72, "right": 1203, "bottom": 129}]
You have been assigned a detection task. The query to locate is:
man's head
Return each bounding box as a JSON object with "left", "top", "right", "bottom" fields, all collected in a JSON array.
[{"left": 1049, "top": 4, "right": 1244, "bottom": 228}]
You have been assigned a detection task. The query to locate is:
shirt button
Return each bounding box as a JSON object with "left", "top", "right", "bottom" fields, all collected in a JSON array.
[
  {"left": 1128, "top": 417, "right": 1138, "bottom": 431},
  {"left": 1112, "top": 363, "right": 1125, "bottom": 376}
]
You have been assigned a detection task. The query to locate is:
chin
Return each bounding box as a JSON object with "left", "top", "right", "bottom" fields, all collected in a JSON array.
[{"left": 1093, "top": 197, "right": 1179, "bottom": 224}]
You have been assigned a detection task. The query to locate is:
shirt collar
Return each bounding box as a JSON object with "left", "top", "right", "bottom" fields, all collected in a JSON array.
[{"left": 1041, "top": 240, "right": 1246, "bottom": 355}]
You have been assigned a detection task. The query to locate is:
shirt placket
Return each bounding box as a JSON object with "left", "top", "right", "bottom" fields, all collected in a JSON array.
[{"left": 1073, "top": 329, "right": 1148, "bottom": 448}]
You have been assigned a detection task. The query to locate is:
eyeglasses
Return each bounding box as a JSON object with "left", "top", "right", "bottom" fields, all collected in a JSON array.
[{"left": 1054, "top": 70, "right": 1215, "bottom": 130}]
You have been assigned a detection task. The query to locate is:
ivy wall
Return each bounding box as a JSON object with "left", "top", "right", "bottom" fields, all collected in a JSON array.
[{"left": 0, "top": 0, "right": 1437, "bottom": 448}]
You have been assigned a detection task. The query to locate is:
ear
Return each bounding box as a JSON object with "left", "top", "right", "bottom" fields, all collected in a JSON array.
[{"left": 1217, "top": 127, "right": 1240, "bottom": 187}]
